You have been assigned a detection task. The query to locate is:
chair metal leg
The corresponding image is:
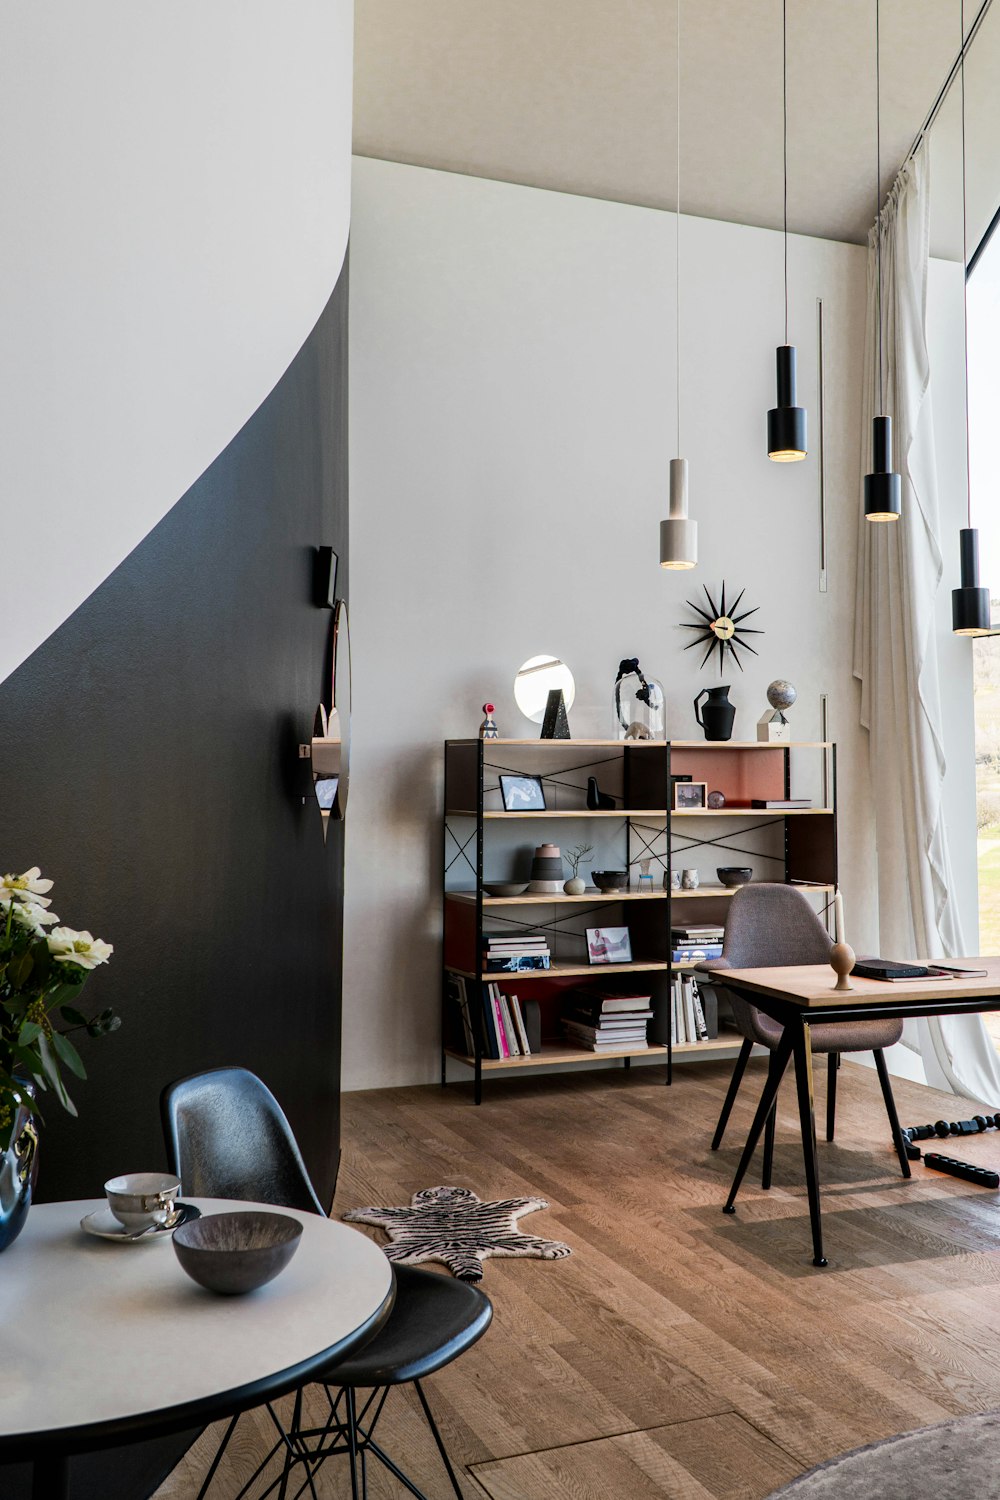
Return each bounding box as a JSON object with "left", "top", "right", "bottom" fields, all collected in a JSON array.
[
  {"left": 826, "top": 1051, "right": 838, "bottom": 1142},
  {"left": 873, "top": 1048, "right": 912, "bottom": 1179},
  {"left": 724, "top": 1031, "right": 793, "bottom": 1213},
  {"left": 712, "top": 1037, "right": 753, "bottom": 1150},
  {"left": 762, "top": 1052, "right": 780, "bottom": 1190},
  {"left": 414, "top": 1379, "right": 466, "bottom": 1500},
  {"left": 345, "top": 1389, "right": 363, "bottom": 1500}
]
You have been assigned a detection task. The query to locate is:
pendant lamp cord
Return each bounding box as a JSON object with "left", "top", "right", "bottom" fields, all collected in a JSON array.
[
  {"left": 782, "top": 0, "right": 788, "bottom": 345},
  {"left": 875, "top": 0, "right": 883, "bottom": 417},
  {"left": 961, "top": 0, "right": 973, "bottom": 526},
  {"left": 676, "top": 0, "right": 681, "bottom": 454}
]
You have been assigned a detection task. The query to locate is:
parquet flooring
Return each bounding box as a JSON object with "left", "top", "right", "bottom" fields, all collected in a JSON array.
[{"left": 156, "top": 1058, "right": 1000, "bottom": 1498}]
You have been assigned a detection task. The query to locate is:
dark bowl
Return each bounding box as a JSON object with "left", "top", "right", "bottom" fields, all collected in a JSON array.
[
  {"left": 172, "top": 1211, "right": 303, "bottom": 1295},
  {"left": 717, "top": 867, "right": 752, "bottom": 888},
  {"left": 592, "top": 870, "right": 627, "bottom": 892}
]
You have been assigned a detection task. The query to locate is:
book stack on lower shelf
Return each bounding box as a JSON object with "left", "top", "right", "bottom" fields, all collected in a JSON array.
[
  {"left": 671, "top": 922, "right": 724, "bottom": 964},
  {"left": 483, "top": 933, "right": 551, "bottom": 972},
  {"left": 562, "top": 989, "right": 652, "bottom": 1053}
]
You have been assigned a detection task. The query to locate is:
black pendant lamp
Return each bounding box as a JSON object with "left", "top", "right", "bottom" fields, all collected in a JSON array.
[
  {"left": 767, "top": 0, "right": 806, "bottom": 462},
  {"left": 952, "top": 0, "right": 993, "bottom": 634},
  {"left": 864, "top": 0, "right": 901, "bottom": 521},
  {"left": 660, "top": 0, "right": 697, "bottom": 569}
]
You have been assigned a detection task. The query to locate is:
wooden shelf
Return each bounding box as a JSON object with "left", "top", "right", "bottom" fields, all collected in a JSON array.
[
  {"left": 672, "top": 808, "right": 833, "bottom": 817},
  {"left": 447, "top": 890, "right": 667, "bottom": 905},
  {"left": 447, "top": 807, "right": 832, "bottom": 819},
  {"left": 443, "top": 1033, "right": 743, "bottom": 1070},
  {"left": 447, "top": 960, "right": 669, "bottom": 981},
  {"left": 448, "top": 739, "right": 831, "bottom": 749},
  {"left": 671, "top": 883, "right": 834, "bottom": 898}
]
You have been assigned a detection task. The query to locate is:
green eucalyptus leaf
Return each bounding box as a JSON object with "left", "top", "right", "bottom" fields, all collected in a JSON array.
[
  {"left": 18, "top": 1021, "right": 42, "bottom": 1047},
  {"left": 38, "top": 1036, "right": 76, "bottom": 1117},
  {"left": 52, "top": 1031, "right": 86, "bottom": 1080},
  {"left": 59, "top": 1005, "right": 88, "bottom": 1027}
]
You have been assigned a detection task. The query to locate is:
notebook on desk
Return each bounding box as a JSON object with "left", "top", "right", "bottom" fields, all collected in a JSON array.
[{"left": 852, "top": 958, "right": 989, "bottom": 982}]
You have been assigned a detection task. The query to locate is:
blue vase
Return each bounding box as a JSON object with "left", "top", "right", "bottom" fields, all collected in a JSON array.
[{"left": 0, "top": 1094, "right": 39, "bottom": 1252}]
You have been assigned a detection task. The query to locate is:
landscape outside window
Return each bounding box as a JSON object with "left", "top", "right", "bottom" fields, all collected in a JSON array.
[{"left": 969, "top": 222, "right": 1000, "bottom": 1045}]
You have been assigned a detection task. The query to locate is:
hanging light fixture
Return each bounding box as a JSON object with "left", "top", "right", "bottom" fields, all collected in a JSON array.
[
  {"left": 660, "top": 0, "right": 697, "bottom": 569},
  {"left": 864, "top": 0, "right": 901, "bottom": 521},
  {"left": 767, "top": 0, "right": 807, "bottom": 462},
  {"left": 952, "top": 0, "right": 993, "bottom": 633}
]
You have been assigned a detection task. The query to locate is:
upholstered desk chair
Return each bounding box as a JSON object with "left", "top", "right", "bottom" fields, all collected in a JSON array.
[
  {"left": 161, "top": 1067, "right": 491, "bottom": 1500},
  {"left": 697, "top": 884, "right": 908, "bottom": 1186}
]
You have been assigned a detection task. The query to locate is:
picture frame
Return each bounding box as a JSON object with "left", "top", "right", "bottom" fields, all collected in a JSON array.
[
  {"left": 586, "top": 926, "right": 633, "bottom": 965},
  {"left": 499, "top": 774, "right": 546, "bottom": 812},
  {"left": 673, "top": 780, "right": 707, "bottom": 811}
]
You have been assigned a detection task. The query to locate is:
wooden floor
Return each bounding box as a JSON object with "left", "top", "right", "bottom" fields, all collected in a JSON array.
[{"left": 157, "top": 1058, "right": 1000, "bottom": 1498}]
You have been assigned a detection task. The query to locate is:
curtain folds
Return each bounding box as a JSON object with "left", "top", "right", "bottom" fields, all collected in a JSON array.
[{"left": 853, "top": 146, "right": 1000, "bottom": 1104}]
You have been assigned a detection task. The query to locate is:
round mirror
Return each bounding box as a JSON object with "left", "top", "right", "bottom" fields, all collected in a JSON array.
[
  {"left": 514, "top": 655, "right": 576, "bottom": 724},
  {"left": 331, "top": 601, "right": 351, "bottom": 818}
]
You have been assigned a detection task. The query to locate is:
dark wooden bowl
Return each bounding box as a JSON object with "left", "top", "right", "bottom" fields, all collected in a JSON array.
[{"left": 172, "top": 1211, "right": 303, "bottom": 1295}]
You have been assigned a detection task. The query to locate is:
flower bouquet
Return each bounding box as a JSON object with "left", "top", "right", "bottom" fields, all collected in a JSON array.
[{"left": 0, "top": 866, "right": 120, "bottom": 1128}]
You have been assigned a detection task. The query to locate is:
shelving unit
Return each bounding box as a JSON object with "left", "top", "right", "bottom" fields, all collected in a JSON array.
[{"left": 442, "top": 737, "right": 838, "bottom": 1104}]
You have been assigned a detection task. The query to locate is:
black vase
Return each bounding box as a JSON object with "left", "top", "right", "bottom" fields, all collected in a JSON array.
[
  {"left": 693, "top": 685, "right": 736, "bottom": 742},
  {"left": 0, "top": 1095, "right": 39, "bottom": 1253}
]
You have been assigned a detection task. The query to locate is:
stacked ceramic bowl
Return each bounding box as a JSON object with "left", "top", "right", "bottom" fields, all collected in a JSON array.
[{"left": 527, "top": 844, "right": 563, "bottom": 894}]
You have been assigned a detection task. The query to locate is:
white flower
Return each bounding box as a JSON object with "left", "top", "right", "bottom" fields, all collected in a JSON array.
[
  {"left": 1, "top": 867, "right": 53, "bottom": 907},
  {"left": 5, "top": 899, "right": 60, "bottom": 934},
  {"left": 47, "top": 927, "right": 113, "bottom": 970}
]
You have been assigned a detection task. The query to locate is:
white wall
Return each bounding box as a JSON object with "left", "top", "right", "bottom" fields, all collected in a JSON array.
[{"left": 0, "top": 1, "right": 353, "bottom": 686}]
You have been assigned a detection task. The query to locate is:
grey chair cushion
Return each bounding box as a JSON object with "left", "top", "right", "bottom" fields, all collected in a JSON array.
[{"left": 696, "top": 885, "right": 903, "bottom": 1053}]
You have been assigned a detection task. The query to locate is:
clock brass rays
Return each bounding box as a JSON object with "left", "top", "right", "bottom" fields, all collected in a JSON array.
[{"left": 681, "top": 582, "right": 762, "bottom": 673}]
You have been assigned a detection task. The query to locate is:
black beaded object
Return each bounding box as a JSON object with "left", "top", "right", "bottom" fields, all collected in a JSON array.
[
  {"left": 923, "top": 1154, "right": 1000, "bottom": 1190},
  {"left": 901, "top": 1116, "right": 1000, "bottom": 1143}
]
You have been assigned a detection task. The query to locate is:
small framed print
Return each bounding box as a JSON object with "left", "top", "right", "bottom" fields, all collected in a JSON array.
[
  {"left": 673, "top": 780, "right": 707, "bottom": 811},
  {"left": 586, "top": 926, "right": 633, "bottom": 964},
  {"left": 499, "top": 774, "right": 546, "bottom": 812}
]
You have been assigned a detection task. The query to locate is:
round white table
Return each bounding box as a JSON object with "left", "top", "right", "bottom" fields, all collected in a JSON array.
[{"left": 0, "top": 1199, "right": 394, "bottom": 1498}]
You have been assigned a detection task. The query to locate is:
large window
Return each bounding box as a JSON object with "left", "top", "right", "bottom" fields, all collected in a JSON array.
[{"left": 969, "top": 223, "right": 1000, "bottom": 953}]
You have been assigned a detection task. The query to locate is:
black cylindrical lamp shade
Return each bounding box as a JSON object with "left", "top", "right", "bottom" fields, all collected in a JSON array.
[
  {"left": 767, "top": 346, "right": 807, "bottom": 461},
  {"left": 864, "top": 415, "right": 901, "bottom": 521},
  {"left": 952, "top": 527, "right": 991, "bottom": 635}
]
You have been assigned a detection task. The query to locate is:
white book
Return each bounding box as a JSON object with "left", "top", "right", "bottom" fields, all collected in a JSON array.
[
  {"left": 671, "top": 976, "right": 684, "bottom": 1043},
  {"left": 510, "top": 994, "right": 531, "bottom": 1055},
  {"left": 498, "top": 992, "right": 520, "bottom": 1055},
  {"left": 682, "top": 977, "right": 696, "bottom": 1045}
]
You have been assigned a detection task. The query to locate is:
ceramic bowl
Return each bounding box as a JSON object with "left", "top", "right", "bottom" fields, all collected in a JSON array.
[
  {"left": 172, "top": 1211, "right": 303, "bottom": 1295},
  {"left": 717, "top": 867, "right": 752, "bottom": 888},
  {"left": 105, "top": 1172, "right": 181, "bottom": 1231},
  {"left": 483, "top": 882, "right": 529, "bottom": 897},
  {"left": 592, "top": 870, "right": 628, "bottom": 893}
]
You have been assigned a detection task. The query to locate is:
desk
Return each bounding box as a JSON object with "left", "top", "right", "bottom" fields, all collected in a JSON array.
[
  {"left": 0, "top": 1198, "right": 394, "bottom": 1499},
  {"left": 717, "top": 959, "right": 1000, "bottom": 1267}
]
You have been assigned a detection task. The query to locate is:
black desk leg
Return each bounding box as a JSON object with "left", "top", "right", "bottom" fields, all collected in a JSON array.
[
  {"left": 791, "top": 1020, "right": 827, "bottom": 1267},
  {"left": 723, "top": 1031, "right": 793, "bottom": 1214},
  {"left": 762, "top": 1051, "right": 780, "bottom": 1190},
  {"left": 873, "top": 1047, "right": 912, "bottom": 1179},
  {"left": 33, "top": 1455, "right": 69, "bottom": 1500}
]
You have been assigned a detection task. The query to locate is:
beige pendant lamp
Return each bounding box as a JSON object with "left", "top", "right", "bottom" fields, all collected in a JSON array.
[{"left": 660, "top": 0, "right": 697, "bottom": 570}]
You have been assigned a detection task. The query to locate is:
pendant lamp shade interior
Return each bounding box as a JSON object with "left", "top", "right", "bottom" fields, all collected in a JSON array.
[
  {"left": 660, "top": 458, "right": 697, "bottom": 570},
  {"left": 767, "top": 345, "right": 807, "bottom": 461},
  {"left": 864, "top": 413, "right": 901, "bottom": 520},
  {"left": 952, "top": 528, "right": 991, "bottom": 635}
]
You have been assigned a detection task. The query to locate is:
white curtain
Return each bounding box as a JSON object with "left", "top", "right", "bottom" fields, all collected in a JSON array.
[{"left": 853, "top": 146, "right": 1000, "bottom": 1105}]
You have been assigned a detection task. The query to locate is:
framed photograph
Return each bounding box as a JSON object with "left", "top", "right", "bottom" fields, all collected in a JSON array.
[
  {"left": 586, "top": 926, "right": 633, "bottom": 965},
  {"left": 673, "top": 780, "right": 707, "bottom": 811},
  {"left": 499, "top": 774, "right": 546, "bottom": 812}
]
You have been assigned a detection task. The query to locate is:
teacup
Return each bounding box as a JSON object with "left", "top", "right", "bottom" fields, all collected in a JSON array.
[{"left": 105, "top": 1172, "right": 181, "bottom": 1231}]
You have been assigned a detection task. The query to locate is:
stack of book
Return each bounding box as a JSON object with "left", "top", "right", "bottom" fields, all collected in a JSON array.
[
  {"left": 562, "top": 989, "right": 652, "bottom": 1052},
  {"left": 670, "top": 974, "right": 712, "bottom": 1043},
  {"left": 483, "top": 934, "right": 551, "bottom": 972},
  {"left": 671, "top": 924, "right": 724, "bottom": 962},
  {"left": 482, "top": 982, "right": 531, "bottom": 1059}
]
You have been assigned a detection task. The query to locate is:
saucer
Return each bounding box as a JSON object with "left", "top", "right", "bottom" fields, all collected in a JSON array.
[{"left": 80, "top": 1202, "right": 201, "bottom": 1242}]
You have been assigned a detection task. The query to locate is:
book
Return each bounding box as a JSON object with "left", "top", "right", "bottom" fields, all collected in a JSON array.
[
  {"left": 564, "top": 993, "right": 652, "bottom": 1023},
  {"left": 509, "top": 994, "right": 531, "bottom": 1055},
  {"left": 750, "top": 798, "right": 812, "bottom": 809},
  {"left": 564, "top": 1020, "right": 648, "bottom": 1040},
  {"left": 577, "top": 990, "right": 653, "bottom": 1013},
  {"left": 682, "top": 977, "right": 696, "bottom": 1044},
  {"left": 480, "top": 985, "right": 501, "bottom": 1059},
  {"left": 485, "top": 953, "right": 551, "bottom": 972},
  {"left": 672, "top": 925, "right": 725, "bottom": 939},
  {"left": 851, "top": 959, "right": 987, "bottom": 982},
  {"left": 564, "top": 1012, "right": 652, "bottom": 1030},
  {"left": 498, "top": 991, "right": 520, "bottom": 1056},
  {"left": 484, "top": 934, "right": 547, "bottom": 947},
  {"left": 672, "top": 945, "right": 723, "bottom": 962},
  {"left": 489, "top": 983, "right": 510, "bottom": 1058},
  {"left": 692, "top": 984, "right": 708, "bottom": 1041}
]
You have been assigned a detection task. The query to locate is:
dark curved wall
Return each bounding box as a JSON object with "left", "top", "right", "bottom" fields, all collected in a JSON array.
[{"left": 0, "top": 262, "right": 349, "bottom": 1209}]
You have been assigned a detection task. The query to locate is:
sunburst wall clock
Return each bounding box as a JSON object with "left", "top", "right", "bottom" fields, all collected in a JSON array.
[{"left": 681, "top": 582, "right": 762, "bottom": 673}]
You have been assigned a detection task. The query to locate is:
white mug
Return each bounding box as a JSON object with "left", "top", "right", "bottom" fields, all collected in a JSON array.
[{"left": 681, "top": 869, "right": 700, "bottom": 890}]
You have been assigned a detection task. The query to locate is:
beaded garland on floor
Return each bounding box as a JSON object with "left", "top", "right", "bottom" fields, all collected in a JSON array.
[{"left": 343, "top": 1185, "right": 572, "bottom": 1282}]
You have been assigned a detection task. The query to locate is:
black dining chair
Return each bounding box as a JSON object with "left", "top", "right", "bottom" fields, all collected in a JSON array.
[
  {"left": 697, "top": 884, "right": 909, "bottom": 1186},
  {"left": 161, "top": 1067, "right": 492, "bottom": 1500}
]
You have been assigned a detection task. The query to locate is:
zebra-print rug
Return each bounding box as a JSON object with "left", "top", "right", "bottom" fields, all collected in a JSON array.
[{"left": 343, "top": 1185, "right": 572, "bottom": 1282}]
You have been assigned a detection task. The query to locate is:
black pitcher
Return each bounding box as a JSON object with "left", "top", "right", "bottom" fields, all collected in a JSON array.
[{"left": 693, "top": 685, "right": 735, "bottom": 742}]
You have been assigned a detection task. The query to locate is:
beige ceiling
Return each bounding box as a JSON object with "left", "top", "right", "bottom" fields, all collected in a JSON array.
[{"left": 354, "top": 0, "right": 999, "bottom": 252}]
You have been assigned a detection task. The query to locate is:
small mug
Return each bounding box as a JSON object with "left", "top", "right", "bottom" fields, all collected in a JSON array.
[
  {"left": 667, "top": 870, "right": 682, "bottom": 890},
  {"left": 105, "top": 1172, "right": 181, "bottom": 1231},
  {"left": 681, "top": 869, "right": 700, "bottom": 890}
]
